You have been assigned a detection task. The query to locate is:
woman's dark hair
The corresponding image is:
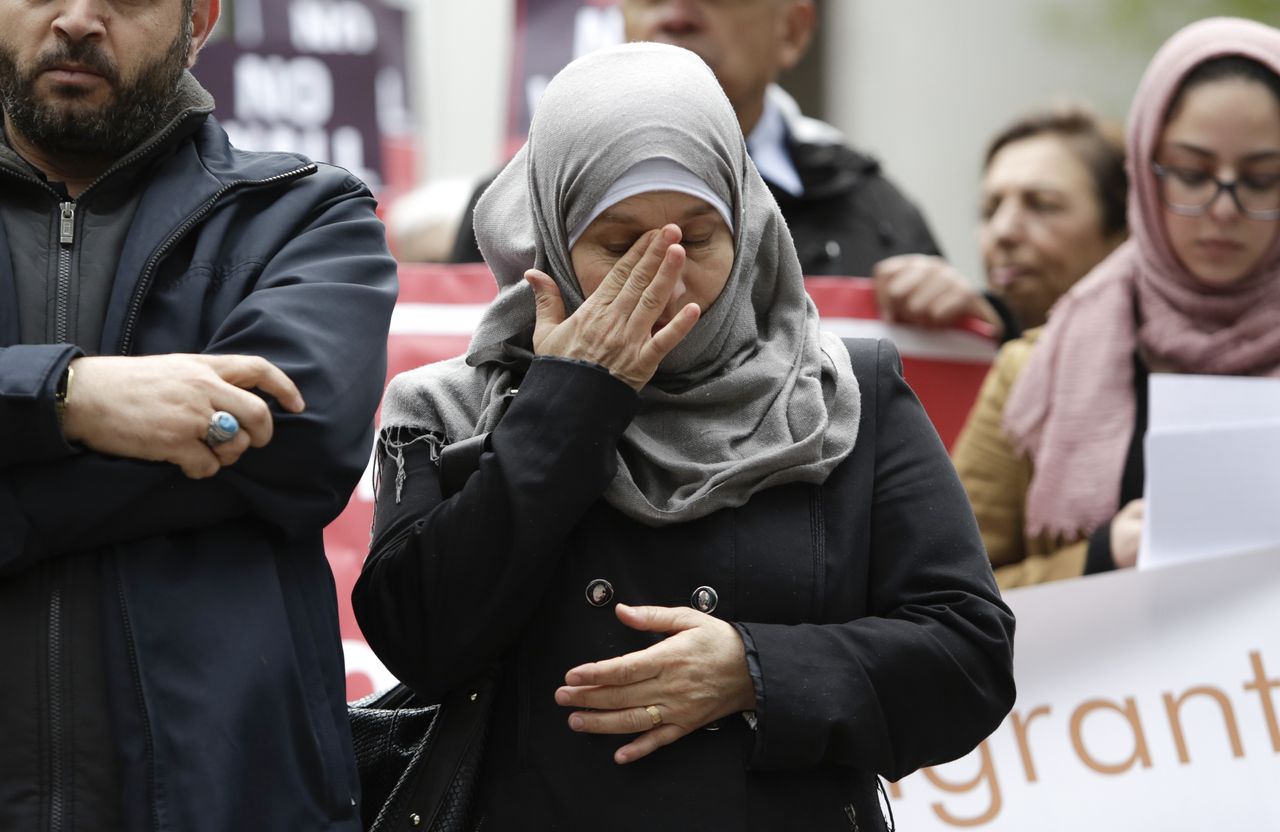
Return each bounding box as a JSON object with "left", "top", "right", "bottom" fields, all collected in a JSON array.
[
  {"left": 1167, "top": 54, "right": 1280, "bottom": 123},
  {"left": 983, "top": 106, "right": 1129, "bottom": 238}
]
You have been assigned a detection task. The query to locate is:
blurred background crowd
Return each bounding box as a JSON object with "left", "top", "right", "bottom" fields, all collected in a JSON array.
[{"left": 191, "top": 0, "right": 1268, "bottom": 280}]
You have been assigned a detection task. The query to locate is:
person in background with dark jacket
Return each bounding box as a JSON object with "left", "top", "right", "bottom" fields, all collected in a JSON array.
[
  {"left": 449, "top": 1, "right": 960, "bottom": 287},
  {"left": 876, "top": 106, "right": 1128, "bottom": 342},
  {"left": 0, "top": 0, "right": 397, "bottom": 828},
  {"left": 356, "top": 42, "right": 1013, "bottom": 831}
]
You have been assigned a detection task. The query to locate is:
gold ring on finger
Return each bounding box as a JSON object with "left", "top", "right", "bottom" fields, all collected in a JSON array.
[{"left": 645, "top": 705, "right": 663, "bottom": 727}]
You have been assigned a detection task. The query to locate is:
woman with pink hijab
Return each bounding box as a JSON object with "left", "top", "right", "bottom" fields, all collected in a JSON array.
[{"left": 953, "top": 17, "right": 1280, "bottom": 587}]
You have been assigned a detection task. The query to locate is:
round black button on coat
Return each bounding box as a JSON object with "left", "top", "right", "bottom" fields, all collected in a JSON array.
[
  {"left": 585, "top": 579, "right": 614, "bottom": 607},
  {"left": 691, "top": 586, "right": 718, "bottom": 613}
]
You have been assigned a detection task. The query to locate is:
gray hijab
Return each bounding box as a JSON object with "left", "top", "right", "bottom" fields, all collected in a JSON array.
[{"left": 382, "top": 42, "right": 860, "bottom": 525}]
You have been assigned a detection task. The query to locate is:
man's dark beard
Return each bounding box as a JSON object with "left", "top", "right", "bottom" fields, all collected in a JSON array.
[{"left": 0, "top": 30, "right": 191, "bottom": 161}]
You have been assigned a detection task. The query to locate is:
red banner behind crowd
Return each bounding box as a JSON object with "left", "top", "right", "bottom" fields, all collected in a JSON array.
[{"left": 332, "top": 265, "right": 997, "bottom": 699}]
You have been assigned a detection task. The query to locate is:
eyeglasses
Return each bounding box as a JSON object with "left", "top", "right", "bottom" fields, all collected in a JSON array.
[{"left": 1151, "top": 163, "right": 1280, "bottom": 221}]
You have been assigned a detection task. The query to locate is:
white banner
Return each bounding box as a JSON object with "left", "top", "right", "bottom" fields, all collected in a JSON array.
[{"left": 888, "top": 547, "right": 1280, "bottom": 828}]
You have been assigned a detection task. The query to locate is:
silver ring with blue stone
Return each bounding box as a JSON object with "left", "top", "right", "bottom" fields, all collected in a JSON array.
[{"left": 205, "top": 411, "right": 240, "bottom": 446}]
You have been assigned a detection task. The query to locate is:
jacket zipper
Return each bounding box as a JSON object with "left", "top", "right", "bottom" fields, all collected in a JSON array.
[
  {"left": 55, "top": 202, "right": 76, "bottom": 344},
  {"left": 0, "top": 169, "right": 80, "bottom": 832},
  {"left": 4, "top": 174, "right": 96, "bottom": 832},
  {"left": 0, "top": 172, "right": 78, "bottom": 345},
  {"left": 117, "top": 163, "right": 317, "bottom": 355},
  {"left": 47, "top": 565, "right": 68, "bottom": 832},
  {"left": 48, "top": 200, "right": 77, "bottom": 832}
]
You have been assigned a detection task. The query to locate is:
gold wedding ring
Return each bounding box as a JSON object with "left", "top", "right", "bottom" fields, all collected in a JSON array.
[{"left": 645, "top": 705, "right": 663, "bottom": 727}]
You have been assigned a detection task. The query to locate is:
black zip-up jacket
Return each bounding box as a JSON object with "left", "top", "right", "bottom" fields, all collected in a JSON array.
[{"left": 0, "top": 104, "right": 398, "bottom": 829}]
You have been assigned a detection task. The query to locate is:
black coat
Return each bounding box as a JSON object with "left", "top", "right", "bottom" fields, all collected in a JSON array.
[
  {"left": 354, "top": 339, "right": 1015, "bottom": 831},
  {"left": 0, "top": 116, "right": 398, "bottom": 830}
]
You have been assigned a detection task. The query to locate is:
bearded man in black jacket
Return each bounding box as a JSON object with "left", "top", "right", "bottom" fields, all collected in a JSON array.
[{"left": 0, "top": 0, "right": 397, "bottom": 828}]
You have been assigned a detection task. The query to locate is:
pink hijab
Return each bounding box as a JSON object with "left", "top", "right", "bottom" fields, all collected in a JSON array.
[{"left": 1003, "top": 17, "right": 1280, "bottom": 541}]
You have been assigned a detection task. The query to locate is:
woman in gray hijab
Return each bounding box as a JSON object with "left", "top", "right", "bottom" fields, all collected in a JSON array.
[{"left": 354, "top": 43, "right": 1013, "bottom": 831}]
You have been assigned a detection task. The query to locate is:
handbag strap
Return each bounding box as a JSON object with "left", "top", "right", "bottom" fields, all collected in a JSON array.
[
  {"left": 439, "top": 432, "right": 491, "bottom": 497},
  {"left": 375, "top": 669, "right": 498, "bottom": 831}
]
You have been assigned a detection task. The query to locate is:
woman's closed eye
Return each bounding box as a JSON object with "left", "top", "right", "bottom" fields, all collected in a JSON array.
[
  {"left": 979, "top": 191, "right": 1066, "bottom": 221},
  {"left": 1165, "top": 165, "right": 1214, "bottom": 186},
  {"left": 679, "top": 222, "right": 726, "bottom": 250},
  {"left": 1024, "top": 193, "right": 1067, "bottom": 215},
  {"left": 1239, "top": 170, "right": 1280, "bottom": 192},
  {"left": 1162, "top": 165, "right": 1280, "bottom": 192},
  {"left": 603, "top": 239, "right": 642, "bottom": 255}
]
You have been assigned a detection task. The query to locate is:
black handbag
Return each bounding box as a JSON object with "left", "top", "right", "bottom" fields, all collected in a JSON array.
[
  {"left": 349, "top": 431, "right": 497, "bottom": 831},
  {"left": 349, "top": 670, "right": 496, "bottom": 831}
]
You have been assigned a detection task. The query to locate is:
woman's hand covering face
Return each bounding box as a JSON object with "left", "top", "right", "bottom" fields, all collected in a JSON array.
[
  {"left": 525, "top": 224, "right": 702, "bottom": 390},
  {"left": 554, "top": 603, "right": 756, "bottom": 764}
]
